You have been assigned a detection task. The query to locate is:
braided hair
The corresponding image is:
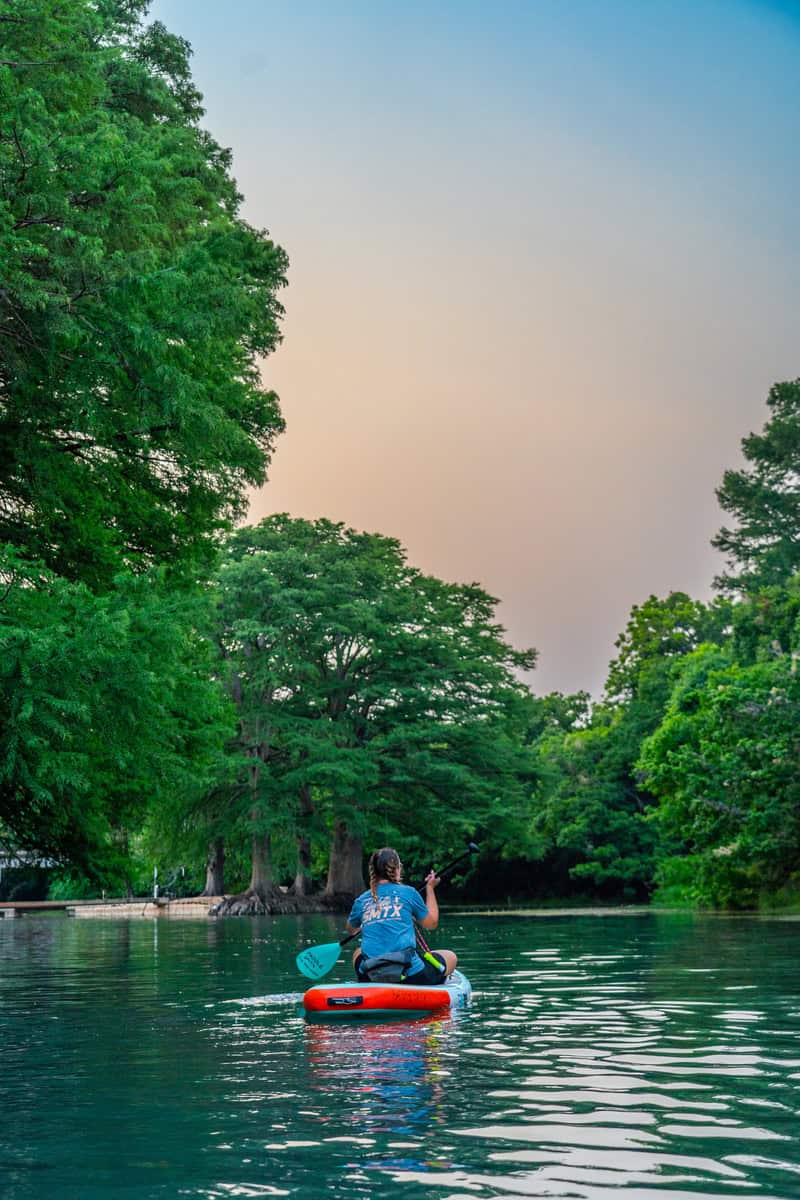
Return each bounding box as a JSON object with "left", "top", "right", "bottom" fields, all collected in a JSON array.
[{"left": 368, "top": 847, "right": 402, "bottom": 901}]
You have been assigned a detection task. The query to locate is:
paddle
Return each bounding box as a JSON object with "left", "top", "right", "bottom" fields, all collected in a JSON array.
[{"left": 295, "top": 842, "right": 480, "bottom": 981}]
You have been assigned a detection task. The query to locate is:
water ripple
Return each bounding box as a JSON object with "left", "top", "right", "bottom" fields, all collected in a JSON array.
[{"left": 1, "top": 912, "right": 799, "bottom": 1199}]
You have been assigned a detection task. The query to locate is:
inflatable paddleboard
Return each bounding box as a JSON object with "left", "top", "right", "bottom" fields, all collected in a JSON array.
[{"left": 303, "top": 969, "right": 472, "bottom": 1018}]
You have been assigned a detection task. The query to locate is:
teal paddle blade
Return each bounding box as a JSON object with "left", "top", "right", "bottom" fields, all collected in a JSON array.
[{"left": 296, "top": 940, "right": 343, "bottom": 981}]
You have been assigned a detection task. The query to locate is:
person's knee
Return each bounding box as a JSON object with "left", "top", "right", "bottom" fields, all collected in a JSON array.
[{"left": 439, "top": 949, "right": 457, "bottom": 976}]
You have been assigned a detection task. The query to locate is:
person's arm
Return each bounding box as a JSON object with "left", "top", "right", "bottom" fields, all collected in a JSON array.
[
  {"left": 418, "top": 870, "right": 440, "bottom": 930},
  {"left": 345, "top": 897, "right": 362, "bottom": 936}
]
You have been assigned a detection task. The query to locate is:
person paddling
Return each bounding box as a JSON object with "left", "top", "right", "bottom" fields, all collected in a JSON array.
[{"left": 345, "top": 847, "right": 458, "bottom": 985}]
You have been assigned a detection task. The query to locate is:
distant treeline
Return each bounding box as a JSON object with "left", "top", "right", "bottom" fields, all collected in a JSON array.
[{"left": 2, "top": 1, "right": 799, "bottom": 911}]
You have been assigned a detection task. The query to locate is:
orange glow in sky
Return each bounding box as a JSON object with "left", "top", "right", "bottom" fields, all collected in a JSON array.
[{"left": 156, "top": 0, "right": 800, "bottom": 694}]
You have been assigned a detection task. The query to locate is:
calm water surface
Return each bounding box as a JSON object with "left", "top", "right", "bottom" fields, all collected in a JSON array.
[{"left": 1, "top": 912, "right": 799, "bottom": 1199}]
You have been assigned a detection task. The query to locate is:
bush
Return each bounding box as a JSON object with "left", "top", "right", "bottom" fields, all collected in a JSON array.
[{"left": 48, "top": 871, "right": 99, "bottom": 901}]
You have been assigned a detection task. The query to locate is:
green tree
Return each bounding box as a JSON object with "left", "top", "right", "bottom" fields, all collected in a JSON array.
[
  {"left": 1, "top": 1, "right": 287, "bottom": 874},
  {"left": 0, "top": 555, "right": 232, "bottom": 879},
  {"left": 628, "top": 381, "right": 800, "bottom": 907},
  {"left": 530, "top": 701, "right": 659, "bottom": 899},
  {"left": 639, "top": 648, "right": 800, "bottom": 907},
  {"left": 605, "top": 592, "right": 731, "bottom": 705},
  {"left": 713, "top": 380, "right": 800, "bottom": 595},
  {"left": 728, "top": 580, "right": 800, "bottom": 665},
  {"left": 523, "top": 690, "right": 592, "bottom": 741},
  {"left": 528, "top": 594, "right": 729, "bottom": 898},
  {"left": 1, "top": 0, "right": 287, "bottom": 586},
  {"left": 211, "top": 516, "right": 537, "bottom": 911}
]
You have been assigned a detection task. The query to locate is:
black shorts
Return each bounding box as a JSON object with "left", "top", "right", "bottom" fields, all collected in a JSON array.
[
  {"left": 354, "top": 951, "right": 447, "bottom": 986},
  {"left": 406, "top": 951, "right": 447, "bottom": 986}
]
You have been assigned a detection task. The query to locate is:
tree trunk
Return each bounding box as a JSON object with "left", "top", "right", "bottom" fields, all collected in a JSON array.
[
  {"left": 249, "top": 830, "right": 272, "bottom": 898},
  {"left": 324, "top": 820, "right": 364, "bottom": 898},
  {"left": 115, "top": 828, "right": 133, "bottom": 898},
  {"left": 201, "top": 838, "right": 225, "bottom": 896},
  {"left": 292, "top": 786, "right": 313, "bottom": 896}
]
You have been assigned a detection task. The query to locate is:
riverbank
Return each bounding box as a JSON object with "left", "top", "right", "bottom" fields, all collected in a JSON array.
[
  {"left": 7, "top": 896, "right": 797, "bottom": 920},
  {"left": 447, "top": 904, "right": 800, "bottom": 919}
]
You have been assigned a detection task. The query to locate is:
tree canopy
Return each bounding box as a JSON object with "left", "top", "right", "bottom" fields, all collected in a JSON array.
[
  {"left": 526, "top": 594, "right": 731, "bottom": 900},
  {"left": 639, "top": 649, "right": 800, "bottom": 907},
  {"left": 604, "top": 592, "right": 731, "bottom": 705},
  {"left": 1, "top": 0, "right": 287, "bottom": 586},
  {"left": 713, "top": 380, "right": 800, "bottom": 596},
  {"left": 0, "top": 556, "right": 231, "bottom": 879},
  {"left": 0, "top": 0, "right": 286, "bottom": 873},
  {"left": 209, "top": 516, "right": 538, "bottom": 908}
]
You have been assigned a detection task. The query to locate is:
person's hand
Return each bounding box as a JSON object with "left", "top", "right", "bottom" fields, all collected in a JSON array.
[{"left": 425, "top": 870, "right": 440, "bottom": 889}]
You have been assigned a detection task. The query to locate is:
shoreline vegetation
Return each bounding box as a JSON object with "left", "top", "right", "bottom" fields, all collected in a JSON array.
[
  {"left": 5, "top": 898, "right": 800, "bottom": 921},
  {"left": 3, "top": 1, "right": 800, "bottom": 918}
]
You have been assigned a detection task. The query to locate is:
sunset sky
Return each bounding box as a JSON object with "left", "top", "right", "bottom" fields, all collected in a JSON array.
[{"left": 156, "top": 0, "right": 800, "bottom": 696}]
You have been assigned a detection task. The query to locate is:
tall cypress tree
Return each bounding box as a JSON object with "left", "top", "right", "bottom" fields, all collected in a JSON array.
[
  {"left": 1, "top": 2, "right": 286, "bottom": 872},
  {"left": 713, "top": 380, "right": 800, "bottom": 595},
  {"left": 1, "top": 0, "right": 287, "bottom": 586},
  {"left": 211, "top": 516, "right": 537, "bottom": 911}
]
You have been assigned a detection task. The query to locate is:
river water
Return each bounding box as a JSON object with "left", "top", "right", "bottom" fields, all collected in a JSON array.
[{"left": 1, "top": 911, "right": 799, "bottom": 1199}]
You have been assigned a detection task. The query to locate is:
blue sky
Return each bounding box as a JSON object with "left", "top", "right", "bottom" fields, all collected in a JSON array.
[{"left": 155, "top": 0, "right": 800, "bottom": 694}]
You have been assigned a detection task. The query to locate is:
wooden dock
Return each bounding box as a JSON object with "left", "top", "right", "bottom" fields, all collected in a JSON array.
[
  {"left": 0, "top": 897, "right": 220, "bottom": 919},
  {"left": 0, "top": 900, "right": 88, "bottom": 918}
]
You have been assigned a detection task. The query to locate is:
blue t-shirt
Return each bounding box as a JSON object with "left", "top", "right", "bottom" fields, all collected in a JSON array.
[{"left": 348, "top": 882, "right": 429, "bottom": 976}]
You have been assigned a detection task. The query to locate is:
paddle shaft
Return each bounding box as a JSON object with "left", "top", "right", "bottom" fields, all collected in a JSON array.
[{"left": 337, "top": 843, "right": 479, "bottom": 950}]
